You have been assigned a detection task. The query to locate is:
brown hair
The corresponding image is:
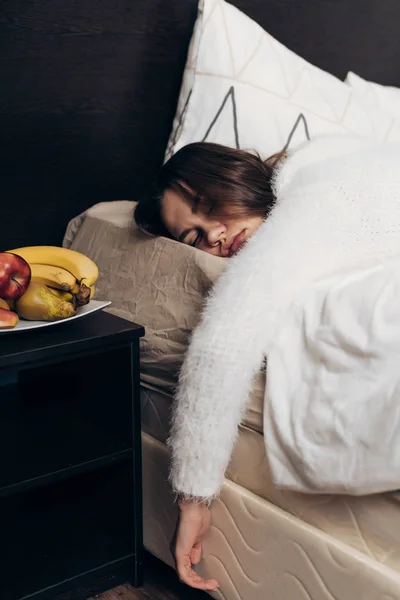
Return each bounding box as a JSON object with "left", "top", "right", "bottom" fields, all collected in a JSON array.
[{"left": 134, "top": 142, "right": 285, "bottom": 237}]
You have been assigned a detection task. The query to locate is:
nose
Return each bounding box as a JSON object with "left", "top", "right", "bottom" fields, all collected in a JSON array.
[{"left": 205, "top": 222, "right": 227, "bottom": 246}]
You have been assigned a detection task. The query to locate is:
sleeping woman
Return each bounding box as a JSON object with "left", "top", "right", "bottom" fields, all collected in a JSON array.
[
  {"left": 134, "top": 136, "right": 400, "bottom": 591},
  {"left": 135, "top": 141, "right": 283, "bottom": 257}
]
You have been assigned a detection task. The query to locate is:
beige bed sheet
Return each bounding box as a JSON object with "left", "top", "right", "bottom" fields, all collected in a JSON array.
[{"left": 141, "top": 384, "right": 400, "bottom": 573}]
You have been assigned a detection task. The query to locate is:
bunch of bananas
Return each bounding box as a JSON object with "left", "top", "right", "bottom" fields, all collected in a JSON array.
[
  {"left": 4, "top": 246, "right": 99, "bottom": 324},
  {"left": 9, "top": 245, "right": 98, "bottom": 301}
]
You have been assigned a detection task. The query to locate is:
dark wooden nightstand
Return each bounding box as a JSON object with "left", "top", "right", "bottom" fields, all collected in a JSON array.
[{"left": 0, "top": 309, "right": 145, "bottom": 600}]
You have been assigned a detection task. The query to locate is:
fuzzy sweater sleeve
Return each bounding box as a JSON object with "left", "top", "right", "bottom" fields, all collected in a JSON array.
[{"left": 167, "top": 219, "right": 272, "bottom": 502}]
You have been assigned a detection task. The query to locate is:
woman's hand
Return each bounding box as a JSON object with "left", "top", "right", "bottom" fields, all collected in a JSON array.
[{"left": 172, "top": 499, "right": 219, "bottom": 591}]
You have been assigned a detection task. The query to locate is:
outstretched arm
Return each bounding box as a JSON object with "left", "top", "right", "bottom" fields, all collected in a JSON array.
[
  {"left": 168, "top": 219, "right": 271, "bottom": 502},
  {"left": 168, "top": 224, "right": 272, "bottom": 590}
]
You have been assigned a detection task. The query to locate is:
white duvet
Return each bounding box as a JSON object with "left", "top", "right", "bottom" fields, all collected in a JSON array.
[{"left": 266, "top": 254, "right": 400, "bottom": 495}]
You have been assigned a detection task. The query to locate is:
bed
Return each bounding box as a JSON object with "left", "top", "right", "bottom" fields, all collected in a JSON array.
[
  {"left": 64, "top": 200, "right": 400, "bottom": 599},
  {"left": 3, "top": 0, "right": 400, "bottom": 598}
]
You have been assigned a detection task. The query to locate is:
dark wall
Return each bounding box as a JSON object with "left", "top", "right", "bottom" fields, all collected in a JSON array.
[
  {"left": 0, "top": 0, "right": 198, "bottom": 250},
  {"left": 1, "top": 0, "right": 400, "bottom": 250},
  {"left": 232, "top": 0, "right": 400, "bottom": 85}
]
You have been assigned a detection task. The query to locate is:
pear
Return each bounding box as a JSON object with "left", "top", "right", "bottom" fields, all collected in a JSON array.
[{"left": 15, "top": 281, "right": 77, "bottom": 321}]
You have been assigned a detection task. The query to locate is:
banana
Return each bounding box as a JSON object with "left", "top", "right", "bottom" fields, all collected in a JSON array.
[
  {"left": 49, "top": 289, "right": 74, "bottom": 302},
  {"left": 8, "top": 246, "right": 98, "bottom": 287},
  {"left": 50, "top": 285, "right": 95, "bottom": 303},
  {"left": 30, "top": 263, "right": 77, "bottom": 291}
]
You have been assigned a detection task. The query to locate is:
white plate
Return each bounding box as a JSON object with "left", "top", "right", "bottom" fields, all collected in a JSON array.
[{"left": 0, "top": 300, "right": 111, "bottom": 334}]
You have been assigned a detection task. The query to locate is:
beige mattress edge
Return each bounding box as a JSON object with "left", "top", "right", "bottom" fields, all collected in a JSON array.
[
  {"left": 141, "top": 383, "right": 400, "bottom": 572},
  {"left": 142, "top": 431, "right": 400, "bottom": 600}
]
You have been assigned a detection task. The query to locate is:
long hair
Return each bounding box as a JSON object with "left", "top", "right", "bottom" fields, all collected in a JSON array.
[{"left": 134, "top": 142, "right": 285, "bottom": 237}]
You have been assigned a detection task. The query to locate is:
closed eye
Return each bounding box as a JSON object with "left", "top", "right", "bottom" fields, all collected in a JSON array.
[
  {"left": 178, "top": 227, "right": 203, "bottom": 247},
  {"left": 190, "top": 229, "right": 203, "bottom": 247}
]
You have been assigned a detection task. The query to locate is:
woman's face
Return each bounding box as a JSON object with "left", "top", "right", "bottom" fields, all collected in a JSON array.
[{"left": 160, "top": 188, "right": 263, "bottom": 257}]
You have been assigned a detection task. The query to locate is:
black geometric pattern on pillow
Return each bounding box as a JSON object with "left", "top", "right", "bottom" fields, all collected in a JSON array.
[
  {"left": 282, "top": 112, "right": 311, "bottom": 153},
  {"left": 165, "top": 89, "right": 193, "bottom": 160},
  {"left": 202, "top": 86, "right": 240, "bottom": 149},
  {"left": 168, "top": 84, "right": 311, "bottom": 158}
]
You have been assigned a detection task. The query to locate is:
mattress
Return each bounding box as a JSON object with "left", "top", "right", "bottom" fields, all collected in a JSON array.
[
  {"left": 142, "top": 431, "right": 400, "bottom": 600},
  {"left": 141, "top": 383, "right": 400, "bottom": 573}
]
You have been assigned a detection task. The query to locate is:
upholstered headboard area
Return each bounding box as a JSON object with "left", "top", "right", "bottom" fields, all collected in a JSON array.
[{"left": 2, "top": 0, "right": 400, "bottom": 250}]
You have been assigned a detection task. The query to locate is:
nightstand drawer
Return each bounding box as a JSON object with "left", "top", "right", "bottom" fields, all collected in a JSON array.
[
  {"left": 0, "top": 347, "right": 133, "bottom": 496},
  {"left": 1, "top": 462, "right": 135, "bottom": 600}
]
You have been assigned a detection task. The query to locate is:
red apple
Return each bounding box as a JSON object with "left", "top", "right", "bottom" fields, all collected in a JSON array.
[
  {"left": 0, "top": 307, "right": 19, "bottom": 329},
  {"left": 0, "top": 252, "right": 31, "bottom": 300}
]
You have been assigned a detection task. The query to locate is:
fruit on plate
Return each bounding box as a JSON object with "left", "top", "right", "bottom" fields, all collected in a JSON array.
[
  {"left": 15, "top": 281, "right": 77, "bottom": 321},
  {"left": 7, "top": 246, "right": 98, "bottom": 288},
  {"left": 30, "top": 264, "right": 76, "bottom": 291},
  {"left": 0, "top": 298, "right": 10, "bottom": 310},
  {"left": 4, "top": 246, "right": 99, "bottom": 322},
  {"left": 0, "top": 307, "right": 19, "bottom": 329},
  {"left": 0, "top": 252, "right": 32, "bottom": 300}
]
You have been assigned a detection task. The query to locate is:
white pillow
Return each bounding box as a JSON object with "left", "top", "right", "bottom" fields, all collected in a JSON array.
[
  {"left": 166, "top": 0, "right": 400, "bottom": 161},
  {"left": 345, "top": 71, "right": 400, "bottom": 121}
]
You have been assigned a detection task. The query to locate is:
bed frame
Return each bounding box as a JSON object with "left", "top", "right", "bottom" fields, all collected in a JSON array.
[{"left": 1, "top": 0, "right": 400, "bottom": 250}]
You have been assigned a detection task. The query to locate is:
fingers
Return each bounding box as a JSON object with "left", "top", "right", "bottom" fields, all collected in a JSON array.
[
  {"left": 176, "top": 557, "right": 219, "bottom": 591},
  {"left": 176, "top": 543, "right": 219, "bottom": 591}
]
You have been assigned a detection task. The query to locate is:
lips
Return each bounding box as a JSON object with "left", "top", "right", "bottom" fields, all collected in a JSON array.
[{"left": 228, "top": 229, "right": 247, "bottom": 257}]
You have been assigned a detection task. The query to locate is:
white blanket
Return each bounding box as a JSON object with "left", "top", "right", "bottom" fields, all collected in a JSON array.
[
  {"left": 266, "top": 257, "right": 400, "bottom": 495},
  {"left": 264, "top": 135, "right": 400, "bottom": 495}
]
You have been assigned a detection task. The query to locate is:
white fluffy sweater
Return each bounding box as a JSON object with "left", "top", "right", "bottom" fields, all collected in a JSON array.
[{"left": 168, "top": 134, "right": 400, "bottom": 502}]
